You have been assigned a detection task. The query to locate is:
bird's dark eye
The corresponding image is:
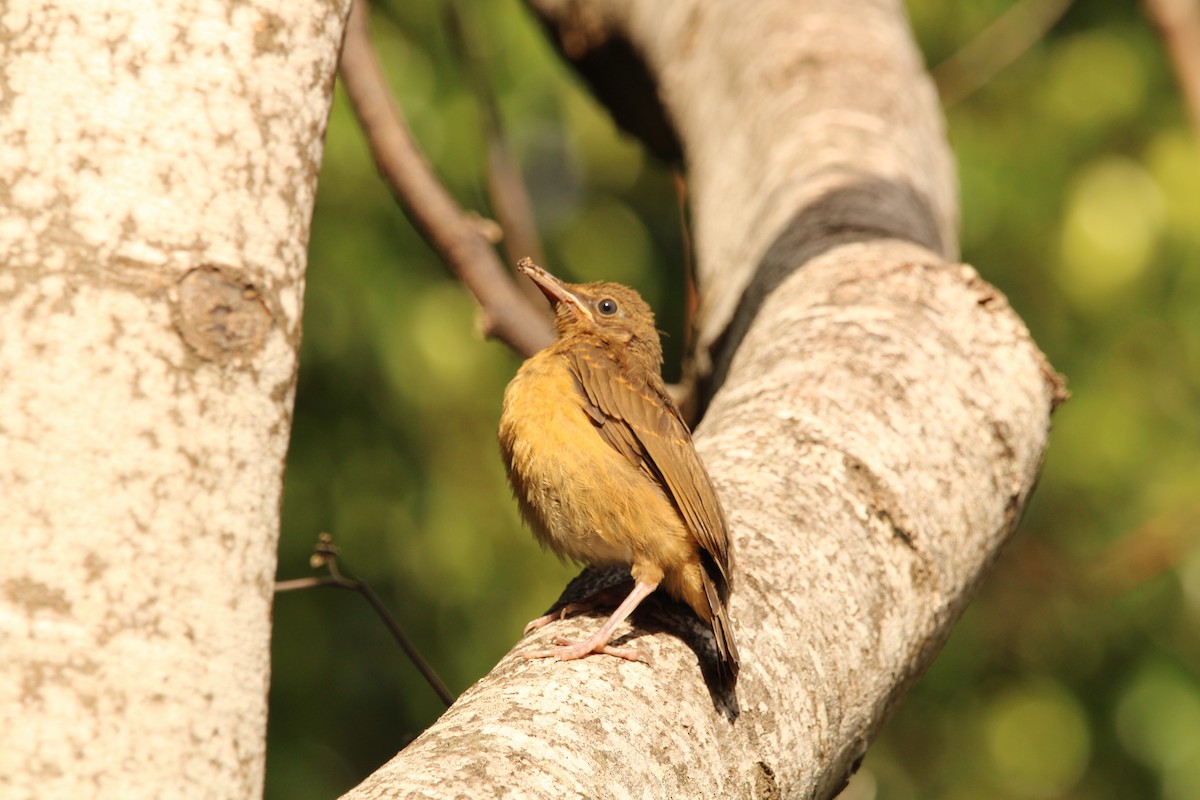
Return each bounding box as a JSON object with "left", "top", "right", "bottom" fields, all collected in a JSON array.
[{"left": 597, "top": 298, "right": 618, "bottom": 316}]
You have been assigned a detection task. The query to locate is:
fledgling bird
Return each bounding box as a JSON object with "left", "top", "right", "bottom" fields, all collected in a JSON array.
[{"left": 498, "top": 258, "right": 739, "bottom": 684}]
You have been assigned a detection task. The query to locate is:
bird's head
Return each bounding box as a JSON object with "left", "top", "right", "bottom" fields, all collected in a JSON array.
[{"left": 518, "top": 258, "right": 663, "bottom": 370}]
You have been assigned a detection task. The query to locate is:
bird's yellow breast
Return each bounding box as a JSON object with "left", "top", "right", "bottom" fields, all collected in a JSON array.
[{"left": 498, "top": 350, "right": 691, "bottom": 570}]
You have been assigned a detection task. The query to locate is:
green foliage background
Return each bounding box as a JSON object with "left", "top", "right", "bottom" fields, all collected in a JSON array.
[{"left": 266, "top": 1, "right": 1200, "bottom": 798}]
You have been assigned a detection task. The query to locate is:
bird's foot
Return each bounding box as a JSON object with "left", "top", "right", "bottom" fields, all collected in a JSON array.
[
  {"left": 521, "top": 582, "right": 635, "bottom": 636},
  {"left": 521, "top": 602, "right": 595, "bottom": 636},
  {"left": 523, "top": 635, "right": 647, "bottom": 664}
]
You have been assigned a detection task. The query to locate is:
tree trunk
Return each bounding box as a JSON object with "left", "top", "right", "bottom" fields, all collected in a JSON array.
[
  {"left": 341, "top": 0, "right": 1064, "bottom": 798},
  {"left": 0, "top": 2, "right": 348, "bottom": 797}
]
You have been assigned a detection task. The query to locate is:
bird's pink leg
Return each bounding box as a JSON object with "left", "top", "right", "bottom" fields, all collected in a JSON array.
[
  {"left": 523, "top": 580, "right": 658, "bottom": 664},
  {"left": 521, "top": 582, "right": 634, "bottom": 636}
]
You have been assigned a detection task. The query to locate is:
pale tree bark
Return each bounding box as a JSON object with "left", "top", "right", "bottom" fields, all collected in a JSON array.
[
  {"left": 344, "top": 1, "right": 1064, "bottom": 799},
  {"left": 0, "top": 2, "right": 348, "bottom": 798}
]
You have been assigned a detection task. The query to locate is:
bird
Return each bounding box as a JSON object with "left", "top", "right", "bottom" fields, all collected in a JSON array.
[{"left": 498, "top": 258, "right": 739, "bottom": 684}]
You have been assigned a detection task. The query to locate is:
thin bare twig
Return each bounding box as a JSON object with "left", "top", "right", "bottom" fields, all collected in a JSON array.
[
  {"left": 932, "top": 0, "right": 1074, "bottom": 107},
  {"left": 340, "top": 0, "right": 553, "bottom": 357},
  {"left": 276, "top": 534, "right": 456, "bottom": 708},
  {"left": 1085, "top": 502, "right": 1200, "bottom": 595},
  {"left": 1146, "top": 0, "right": 1200, "bottom": 139}
]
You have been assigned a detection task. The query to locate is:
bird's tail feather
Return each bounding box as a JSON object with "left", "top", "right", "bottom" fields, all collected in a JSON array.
[{"left": 700, "top": 569, "right": 740, "bottom": 685}]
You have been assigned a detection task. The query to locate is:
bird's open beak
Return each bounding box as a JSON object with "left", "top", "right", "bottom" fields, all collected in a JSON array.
[{"left": 517, "top": 258, "right": 592, "bottom": 321}]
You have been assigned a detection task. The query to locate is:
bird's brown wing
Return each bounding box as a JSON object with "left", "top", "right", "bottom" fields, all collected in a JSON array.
[{"left": 566, "top": 342, "right": 733, "bottom": 586}]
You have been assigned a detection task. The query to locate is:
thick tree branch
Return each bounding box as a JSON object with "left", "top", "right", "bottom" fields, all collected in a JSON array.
[
  {"left": 340, "top": 0, "right": 553, "bottom": 357},
  {"left": 341, "top": 1, "right": 1064, "bottom": 797},
  {"left": 0, "top": 2, "right": 348, "bottom": 796}
]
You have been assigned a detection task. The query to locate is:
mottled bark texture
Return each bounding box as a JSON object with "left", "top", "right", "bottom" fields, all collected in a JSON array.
[
  {"left": 0, "top": 2, "right": 348, "bottom": 797},
  {"left": 342, "top": 0, "right": 1064, "bottom": 798}
]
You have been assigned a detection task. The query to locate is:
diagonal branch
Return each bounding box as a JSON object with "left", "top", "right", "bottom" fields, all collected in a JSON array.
[
  {"left": 339, "top": 0, "right": 553, "bottom": 357},
  {"left": 445, "top": 0, "right": 549, "bottom": 278},
  {"left": 932, "top": 0, "right": 1074, "bottom": 107},
  {"left": 1146, "top": 0, "right": 1200, "bottom": 138}
]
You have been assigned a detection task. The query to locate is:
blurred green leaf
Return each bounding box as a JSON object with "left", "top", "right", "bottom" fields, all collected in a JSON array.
[
  {"left": 984, "top": 680, "right": 1091, "bottom": 796},
  {"left": 1057, "top": 155, "right": 1166, "bottom": 308}
]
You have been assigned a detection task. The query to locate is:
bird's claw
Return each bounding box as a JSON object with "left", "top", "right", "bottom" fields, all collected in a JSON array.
[
  {"left": 522, "top": 609, "right": 568, "bottom": 637},
  {"left": 521, "top": 600, "right": 597, "bottom": 636}
]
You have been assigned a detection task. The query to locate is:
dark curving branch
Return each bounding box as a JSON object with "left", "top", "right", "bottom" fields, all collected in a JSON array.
[{"left": 339, "top": 0, "right": 553, "bottom": 357}]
